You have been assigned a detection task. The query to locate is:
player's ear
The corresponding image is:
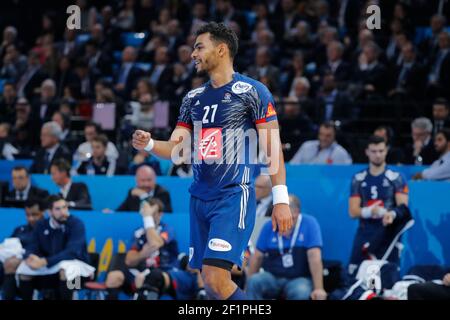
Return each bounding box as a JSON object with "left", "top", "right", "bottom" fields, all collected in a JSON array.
[{"left": 218, "top": 43, "right": 226, "bottom": 58}]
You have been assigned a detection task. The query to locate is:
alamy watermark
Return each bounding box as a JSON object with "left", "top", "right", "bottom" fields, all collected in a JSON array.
[{"left": 366, "top": 4, "right": 381, "bottom": 30}]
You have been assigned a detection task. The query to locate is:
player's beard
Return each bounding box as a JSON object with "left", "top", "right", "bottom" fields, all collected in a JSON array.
[{"left": 370, "top": 159, "right": 385, "bottom": 167}]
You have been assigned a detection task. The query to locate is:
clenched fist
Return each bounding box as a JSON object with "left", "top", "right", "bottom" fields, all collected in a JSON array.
[{"left": 132, "top": 130, "right": 151, "bottom": 150}]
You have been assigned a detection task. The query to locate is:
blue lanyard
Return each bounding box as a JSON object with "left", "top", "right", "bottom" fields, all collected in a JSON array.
[{"left": 277, "top": 215, "right": 302, "bottom": 255}]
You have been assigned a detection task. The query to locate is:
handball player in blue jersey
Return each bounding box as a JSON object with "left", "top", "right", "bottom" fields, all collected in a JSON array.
[{"left": 132, "top": 22, "right": 292, "bottom": 300}]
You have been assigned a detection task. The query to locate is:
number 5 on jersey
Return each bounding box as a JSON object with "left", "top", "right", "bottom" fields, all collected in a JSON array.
[{"left": 202, "top": 104, "right": 218, "bottom": 124}]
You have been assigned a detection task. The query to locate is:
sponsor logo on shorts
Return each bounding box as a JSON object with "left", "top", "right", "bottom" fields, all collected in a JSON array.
[{"left": 208, "top": 238, "right": 232, "bottom": 252}]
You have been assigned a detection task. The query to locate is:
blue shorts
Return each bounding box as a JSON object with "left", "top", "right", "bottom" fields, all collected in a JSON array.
[{"left": 189, "top": 188, "right": 256, "bottom": 270}]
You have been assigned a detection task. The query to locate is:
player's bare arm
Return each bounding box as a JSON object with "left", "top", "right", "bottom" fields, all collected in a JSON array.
[
  {"left": 132, "top": 127, "right": 191, "bottom": 159},
  {"left": 256, "top": 120, "right": 293, "bottom": 234}
]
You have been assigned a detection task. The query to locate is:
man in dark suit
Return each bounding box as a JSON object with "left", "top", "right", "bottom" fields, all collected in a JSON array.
[
  {"left": 114, "top": 46, "right": 144, "bottom": 100},
  {"left": 319, "top": 41, "right": 351, "bottom": 86},
  {"left": 245, "top": 46, "right": 280, "bottom": 93},
  {"left": 83, "top": 39, "right": 112, "bottom": 77},
  {"left": 15, "top": 50, "right": 47, "bottom": 101},
  {"left": 0, "top": 82, "right": 17, "bottom": 125},
  {"left": 148, "top": 46, "right": 173, "bottom": 100},
  {"left": 31, "top": 79, "right": 59, "bottom": 125},
  {"left": 315, "top": 73, "right": 354, "bottom": 125},
  {"left": 3, "top": 166, "right": 49, "bottom": 208},
  {"left": 116, "top": 165, "right": 172, "bottom": 213},
  {"left": 427, "top": 31, "right": 450, "bottom": 99},
  {"left": 404, "top": 117, "right": 440, "bottom": 165},
  {"left": 432, "top": 98, "right": 450, "bottom": 136},
  {"left": 30, "top": 121, "right": 72, "bottom": 174},
  {"left": 353, "top": 42, "right": 388, "bottom": 97},
  {"left": 50, "top": 159, "right": 92, "bottom": 210},
  {"left": 389, "top": 42, "right": 425, "bottom": 100}
]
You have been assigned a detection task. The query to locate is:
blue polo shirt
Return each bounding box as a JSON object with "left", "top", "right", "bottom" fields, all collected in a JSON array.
[{"left": 256, "top": 214, "right": 322, "bottom": 279}]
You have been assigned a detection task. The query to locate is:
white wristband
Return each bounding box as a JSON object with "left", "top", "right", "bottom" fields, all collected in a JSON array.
[
  {"left": 143, "top": 216, "right": 155, "bottom": 229},
  {"left": 272, "top": 185, "right": 289, "bottom": 205},
  {"left": 361, "top": 207, "right": 372, "bottom": 219},
  {"left": 144, "top": 138, "right": 154, "bottom": 152},
  {"left": 376, "top": 207, "right": 387, "bottom": 218}
]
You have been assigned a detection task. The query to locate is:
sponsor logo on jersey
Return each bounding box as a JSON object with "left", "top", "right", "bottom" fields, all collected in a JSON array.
[
  {"left": 383, "top": 178, "right": 390, "bottom": 187},
  {"left": 198, "top": 128, "right": 222, "bottom": 160},
  {"left": 231, "top": 81, "right": 252, "bottom": 94},
  {"left": 265, "top": 102, "right": 276, "bottom": 117},
  {"left": 222, "top": 92, "right": 232, "bottom": 103},
  {"left": 208, "top": 238, "right": 232, "bottom": 252}
]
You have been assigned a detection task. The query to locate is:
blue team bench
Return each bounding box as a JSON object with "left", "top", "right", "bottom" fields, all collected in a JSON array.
[{"left": 0, "top": 208, "right": 190, "bottom": 257}]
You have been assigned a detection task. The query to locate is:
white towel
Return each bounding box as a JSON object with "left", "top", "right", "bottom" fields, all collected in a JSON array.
[
  {"left": 0, "top": 238, "right": 25, "bottom": 262},
  {"left": 16, "top": 260, "right": 95, "bottom": 282}
]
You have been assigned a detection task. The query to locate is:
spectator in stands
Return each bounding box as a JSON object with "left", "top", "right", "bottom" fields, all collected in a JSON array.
[
  {"left": 55, "top": 29, "right": 80, "bottom": 60},
  {"left": 30, "top": 121, "right": 72, "bottom": 174},
  {"left": 279, "top": 97, "right": 316, "bottom": 161},
  {"left": 245, "top": 46, "right": 280, "bottom": 93},
  {"left": 10, "top": 97, "right": 40, "bottom": 155},
  {"left": 1, "top": 43, "right": 27, "bottom": 82},
  {"left": 15, "top": 50, "right": 47, "bottom": 100},
  {"left": 50, "top": 159, "right": 92, "bottom": 210},
  {"left": 76, "top": 134, "right": 116, "bottom": 176},
  {"left": 0, "top": 123, "right": 18, "bottom": 160},
  {"left": 115, "top": 165, "right": 172, "bottom": 212},
  {"left": 432, "top": 98, "right": 450, "bottom": 136},
  {"left": 54, "top": 56, "right": 78, "bottom": 99},
  {"left": 84, "top": 39, "right": 112, "bottom": 76},
  {"left": 74, "top": 59, "right": 96, "bottom": 99},
  {"left": 51, "top": 111, "right": 78, "bottom": 152},
  {"left": 427, "top": 31, "right": 450, "bottom": 99},
  {"left": 128, "top": 149, "right": 161, "bottom": 176},
  {"left": 0, "top": 26, "right": 19, "bottom": 58},
  {"left": 389, "top": 42, "right": 425, "bottom": 99},
  {"left": 348, "top": 135, "right": 409, "bottom": 275},
  {"left": 246, "top": 194, "right": 326, "bottom": 300},
  {"left": 320, "top": 40, "right": 351, "bottom": 86},
  {"left": 404, "top": 117, "right": 440, "bottom": 165},
  {"left": 315, "top": 73, "right": 353, "bottom": 125},
  {"left": 413, "top": 129, "right": 450, "bottom": 181},
  {"left": 31, "top": 79, "right": 59, "bottom": 125},
  {"left": 17, "top": 195, "right": 92, "bottom": 300},
  {"left": 290, "top": 122, "right": 352, "bottom": 164},
  {"left": 115, "top": 46, "right": 144, "bottom": 100},
  {"left": 255, "top": 175, "right": 272, "bottom": 218},
  {"left": 419, "top": 14, "right": 446, "bottom": 60},
  {"left": 105, "top": 198, "right": 178, "bottom": 299},
  {"left": 0, "top": 198, "right": 45, "bottom": 300},
  {"left": 4, "top": 166, "right": 49, "bottom": 207},
  {"left": 74, "top": 121, "right": 119, "bottom": 163},
  {"left": 373, "top": 125, "right": 404, "bottom": 165},
  {"left": 148, "top": 46, "right": 173, "bottom": 99},
  {"left": 129, "top": 93, "right": 155, "bottom": 132},
  {"left": 177, "top": 45, "right": 195, "bottom": 80},
  {"left": 0, "top": 82, "right": 17, "bottom": 124},
  {"left": 353, "top": 41, "right": 387, "bottom": 97}
]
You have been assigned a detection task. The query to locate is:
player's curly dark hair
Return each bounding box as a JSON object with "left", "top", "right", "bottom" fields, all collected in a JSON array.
[{"left": 195, "top": 22, "right": 239, "bottom": 59}]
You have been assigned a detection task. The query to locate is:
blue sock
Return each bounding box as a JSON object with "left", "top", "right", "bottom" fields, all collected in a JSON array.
[{"left": 226, "top": 287, "right": 247, "bottom": 300}]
